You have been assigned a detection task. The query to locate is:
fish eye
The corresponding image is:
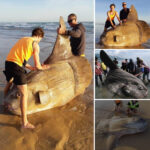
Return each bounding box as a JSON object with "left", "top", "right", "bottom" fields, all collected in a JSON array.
[{"left": 138, "top": 86, "right": 143, "bottom": 90}]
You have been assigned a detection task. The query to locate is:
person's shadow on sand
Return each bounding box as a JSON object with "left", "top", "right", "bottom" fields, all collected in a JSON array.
[{"left": 0, "top": 105, "right": 23, "bottom": 132}]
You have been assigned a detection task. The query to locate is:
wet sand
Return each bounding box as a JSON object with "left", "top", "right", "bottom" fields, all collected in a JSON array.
[
  {"left": 0, "top": 68, "right": 93, "bottom": 150},
  {"left": 95, "top": 43, "right": 150, "bottom": 49},
  {"left": 95, "top": 100, "right": 150, "bottom": 150},
  {"left": 95, "top": 83, "right": 150, "bottom": 99}
]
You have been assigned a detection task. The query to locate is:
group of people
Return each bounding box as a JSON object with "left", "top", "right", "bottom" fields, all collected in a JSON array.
[
  {"left": 95, "top": 57, "right": 107, "bottom": 87},
  {"left": 104, "top": 2, "right": 130, "bottom": 31},
  {"left": 113, "top": 57, "right": 150, "bottom": 82},
  {"left": 115, "top": 100, "right": 139, "bottom": 115},
  {"left": 3, "top": 13, "right": 86, "bottom": 129},
  {"left": 96, "top": 55, "right": 150, "bottom": 87}
]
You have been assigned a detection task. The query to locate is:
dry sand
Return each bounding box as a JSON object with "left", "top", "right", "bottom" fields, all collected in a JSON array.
[
  {"left": 95, "top": 100, "right": 150, "bottom": 150},
  {"left": 0, "top": 69, "right": 93, "bottom": 150}
]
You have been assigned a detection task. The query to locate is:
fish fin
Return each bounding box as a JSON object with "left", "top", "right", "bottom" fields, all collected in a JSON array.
[
  {"left": 100, "top": 50, "right": 118, "bottom": 70},
  {"left": 127, "top": 5, "right": 138, "bottom": 21},
  {"left": 59, "top": 16, "right": 66, "bottom": 31},
  {"left": 44, "top": 16, "right": 72, "bottom": 64}
]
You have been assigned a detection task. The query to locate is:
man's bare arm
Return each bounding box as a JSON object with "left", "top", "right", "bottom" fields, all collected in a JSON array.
[
  {"left": 33, "top": 42, "right": 50, "bottom": 70},
  {"left": 116, "top": 12, "right": 122, "bottom": 25},
  {"left": 25, "top": 63, "right": 35, "bottom": 71}
]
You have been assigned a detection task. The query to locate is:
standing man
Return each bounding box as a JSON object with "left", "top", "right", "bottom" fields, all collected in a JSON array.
[
  {"left": 127, "top": 59, "right": 136, "bottom": 75},
  {"left": 58, "top": 13, "right": 86, "bottom": 56},
  {"left": 120, "top": 2, "right": 130, "bottom": 23},
  {"left": 4, "top": 28, "right": 49, "bottom": 129}
]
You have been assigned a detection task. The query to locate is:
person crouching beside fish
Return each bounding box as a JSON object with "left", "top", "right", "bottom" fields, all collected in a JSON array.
[
  {"left": 3, "top": 28, "right": 50, "bottom": 129},
  {"left": 57, "top": 13, "right": 86, "bottom": 57},
  {"left": 127, "top": 100, "right": 139, "bottom": 115},
  {"left": 104, "top": 4, "right": 122, "bottom": 32}
]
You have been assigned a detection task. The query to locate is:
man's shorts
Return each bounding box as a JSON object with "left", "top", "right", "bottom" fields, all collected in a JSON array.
[
  {"left": 105, "top": 20, "right": 115, "bottom": 28},
  {"left": 4, "top": 61, "right": 27, "bottom": 85}
]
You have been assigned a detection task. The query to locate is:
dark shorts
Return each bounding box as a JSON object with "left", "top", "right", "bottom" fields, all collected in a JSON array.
[
  {"left": 4, "top": 61, "right": 27, "bottom": 85},
  {"left": 105, "top": 20, "right": 115, "bottom": 28}
]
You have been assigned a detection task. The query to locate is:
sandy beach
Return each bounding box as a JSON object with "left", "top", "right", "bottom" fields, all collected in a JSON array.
[
  {"left": 95, "top": 100, "right": 150, "bottom": 150},
  {"left": 0, "top": 73, "right": 93, "bottom": 150}
]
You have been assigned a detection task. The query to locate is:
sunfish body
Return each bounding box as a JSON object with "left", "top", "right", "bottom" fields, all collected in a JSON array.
[
  {"left": 4, "top": 17, "right": 92, "bottom": 115},
  {"left": 100, "top": 50, "right": 148, "bottom": 98},
  {"left": 100, "top": 5, "right": 150, "bottom": 47},
  {"left": 96, "top": 115, "right": 148, "bottom": 150}
]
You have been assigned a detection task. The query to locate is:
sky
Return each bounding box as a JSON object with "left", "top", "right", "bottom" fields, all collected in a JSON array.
[
  {"left": 96, "top": 0, "right": 150, "bottom": 23},
  {"left": 0, "top": 0, "right": 93, "bottom": 22}
]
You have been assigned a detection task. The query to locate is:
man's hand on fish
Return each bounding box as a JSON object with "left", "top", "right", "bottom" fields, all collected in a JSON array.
[
  {"left": 57, "top": 27, "right": 66, "bottom": 35},
  {"left": 41, "top": 64, "right": 50, "bottom": 70}
]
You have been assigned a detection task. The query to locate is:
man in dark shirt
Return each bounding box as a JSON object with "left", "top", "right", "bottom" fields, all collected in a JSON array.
[
  {"left": 120, "top": 2, "right": 130, "bottom": 23},
  {"left": 58, "top": 13, "right": 86, "bottom": 56}
]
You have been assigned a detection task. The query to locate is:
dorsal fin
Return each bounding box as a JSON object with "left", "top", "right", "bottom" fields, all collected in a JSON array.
[
  {"left": 100, "top": 50, "right": 118, "bottom": 70},
  {"left": 44, "top": 16, "right": 73, "bottom": 64},
  {"left": 127, "top": 5, "right": 138, "bottom": 22}
]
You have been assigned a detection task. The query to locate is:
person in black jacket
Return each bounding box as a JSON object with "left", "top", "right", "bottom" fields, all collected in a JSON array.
[
  {"left": 127, "top": 59, "right": 136, "bottom": 75},
  {"left": 58, "top": 13, "right": 86, "bottom": 56},
  {"left": 120, "top": 2, "right": 130, "bottom": 23}
]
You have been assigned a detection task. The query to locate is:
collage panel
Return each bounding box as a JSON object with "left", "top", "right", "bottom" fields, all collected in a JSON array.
[
  {"left": 95, "top": 100, "right": 150, "bottom": 150},
  {"left": 95, "top": 49, "right": 150, "bottom": 99},
  {"left": 95, "top": 0, "right": 150, "bottom": 49},
  {"left": 0, "top": 0, "right": 94, "bottom": 150}
]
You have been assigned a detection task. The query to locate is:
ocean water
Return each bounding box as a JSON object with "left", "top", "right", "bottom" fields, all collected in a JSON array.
[
  {"left": 95, "top": 23, "right": 150, "bottom": 49},
  {"left": 0, "top": 22, "right": 93, "bottom": 68}
]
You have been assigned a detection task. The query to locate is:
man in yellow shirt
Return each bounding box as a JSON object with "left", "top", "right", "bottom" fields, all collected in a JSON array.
[{"left": 4, "top": 28, "right": 49, "bottom": 129}]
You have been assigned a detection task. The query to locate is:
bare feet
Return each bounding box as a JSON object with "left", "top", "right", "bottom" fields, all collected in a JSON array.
[{"left": 22, "top": 122, "right": 35, "bottom": 129}]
